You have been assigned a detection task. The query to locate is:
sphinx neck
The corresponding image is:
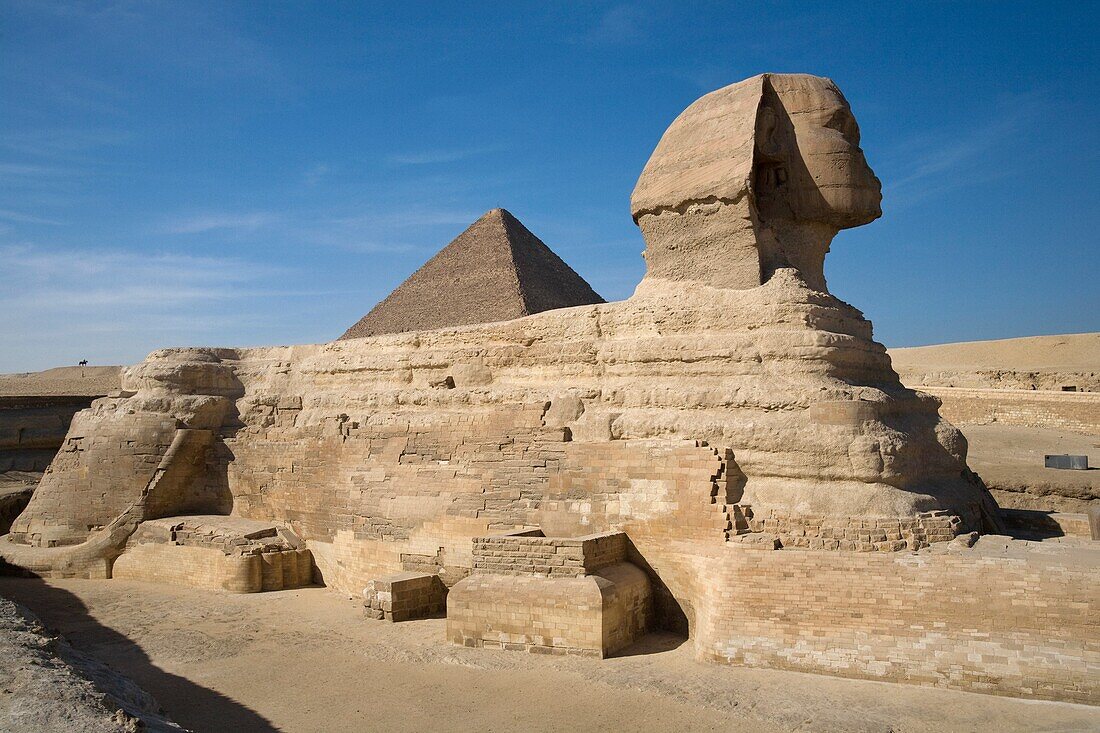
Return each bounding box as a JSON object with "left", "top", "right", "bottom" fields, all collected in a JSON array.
[
  {"left": 634, "top": 197, "right": 839, "bottom": 293},
  {"left": 755, "top": 218, "right": 838, "bottom": 292}
]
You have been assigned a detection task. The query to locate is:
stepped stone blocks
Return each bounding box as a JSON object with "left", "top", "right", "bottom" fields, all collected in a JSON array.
[
  {"left": 448, "top": 530, "right": 650, "bottom": 657},
  {"left": 2, "top": 73, "right": 1094, "bottom": 701},
  {"left": 739, "top": 508, "right": 963, "bottom": 551},
  {"left": 470, "top": 529, "right": 630, "bottom": 577},
  {"left": 112, "top": 516, "right": 313, "bottom": 593},
  {"left": 363, "top": 571, "right": 447, "bottom": 621}
]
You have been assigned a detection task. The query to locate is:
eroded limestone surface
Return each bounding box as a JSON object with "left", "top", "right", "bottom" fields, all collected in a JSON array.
[
  {"left": 6, "top": 73, "right": 1090, "bottom": 703},
  {"left": 632, "top": 73, "right": 881, "bottom": 292},
  {"left": 0, "top": 596, "right": 183, "bottom": 732},
  {"left": 3, "top": 72, "right": 997, "bottom": 599}
]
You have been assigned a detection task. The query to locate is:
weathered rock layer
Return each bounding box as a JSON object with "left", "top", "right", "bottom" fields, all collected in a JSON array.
[{"left": 10, "top": 73, "right": 1085, "bottom": 702}]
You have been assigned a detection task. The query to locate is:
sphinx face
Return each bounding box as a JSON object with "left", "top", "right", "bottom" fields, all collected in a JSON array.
[{"left": 759, "top": 75, "right": 883, "bottom": 229}]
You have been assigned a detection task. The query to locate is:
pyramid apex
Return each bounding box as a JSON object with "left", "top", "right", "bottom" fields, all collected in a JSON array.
[
  {"left": 482, "top": 207, "right": 514, "bottom": 221},
  {"left": 339, "top": 210, "right": 603, "bottom": 340}
]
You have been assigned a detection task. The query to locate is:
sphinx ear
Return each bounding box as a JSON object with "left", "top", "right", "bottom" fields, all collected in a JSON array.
[
  {"left": 753, "top": 104, "right": 787, "bottom": 199},
  {"left": 756, "top": 106, "right": 781, "bottom": 159}
]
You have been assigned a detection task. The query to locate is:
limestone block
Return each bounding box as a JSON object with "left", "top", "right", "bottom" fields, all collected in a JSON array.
[
  {"left": 296, "top": 548, "right": 314, "bottom": 584},
  {"left": 363, "top": 571, "right": 447, "bottom": 621},
  {"left": 281, "top": 549, "right": 300, "bottom": 588},
  {"left": 447, "top": 561, "right": 651, "bottom": 657},
  {"left": 260, "top": 552, "right": 283, "bottom": 592},
  {"left": 112, "top": 544, "right": 262, "bottom": 593}
]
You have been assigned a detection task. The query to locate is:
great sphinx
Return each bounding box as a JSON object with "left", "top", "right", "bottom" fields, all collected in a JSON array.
[{"left": 2, "top": 73, "right": 1010, "bottom": 651}]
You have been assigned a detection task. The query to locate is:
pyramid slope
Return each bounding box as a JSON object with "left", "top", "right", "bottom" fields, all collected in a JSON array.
[{"left": 339, "top": 209, "right": 604, "bottom": 339}]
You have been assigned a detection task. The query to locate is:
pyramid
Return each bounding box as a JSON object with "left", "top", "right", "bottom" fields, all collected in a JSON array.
[{"left": 339, "top": 209, "right": 605, "bottom": 339}]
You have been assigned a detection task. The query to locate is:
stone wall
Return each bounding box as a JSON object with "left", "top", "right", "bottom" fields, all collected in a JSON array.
[
  {"left": 112, "top": 543, "right": 263, "bottom": 592},
  {"left": 471, "top": 530, "right": 628, "bottom": 577},
  {"left": 0, "top": 395, "right": 98, "bottom": 472},
  {"left": 923, "top": 387, "right": 1100, "bottom": 434},
  {"left": 690, "top": 539, "right": 1099, "bottom": 704},
  {"left": 111, "top": 515, "right": 313, "bottom": 592},
  {"left": 222, "top": 402, "right": 571, "bottom": 593},
  {"left": 541, "top": 441, "right": 734, "bottom": 543},
  {"left": 742, "top": 508, "right": 962, "bottom": 551},
  {"left": 447, "top": 562, "right": 651, "bottom": 657},
  {"left": 363, "top": 571, "right": 447, "bottom": 621}
]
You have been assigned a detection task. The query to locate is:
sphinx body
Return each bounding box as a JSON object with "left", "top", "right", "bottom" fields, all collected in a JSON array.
[{"left": 3, "top": 73, "right": 999, "bottom": 616}]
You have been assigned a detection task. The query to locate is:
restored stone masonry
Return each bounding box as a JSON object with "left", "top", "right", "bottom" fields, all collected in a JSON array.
[
  {"left": 2, "top": 73, "right": 1095, "bottom": 705},
  {"left": 363, "top": 571, "right": 447, "bottom": 621},
  {"left": 691, "top": 538, "right": 1098, "bottom": 704},
  {"left": 471, "top": 529, "right": 629, "bottom": 577},
  {"left": 448, "top": 531, "right": 651, "bottom": 657},
  {"left": 112, "top": 516, "right": 314, "bottom": 593},
  {"left": 922, "top": 386, "right": 1100, "bottom": 435}
]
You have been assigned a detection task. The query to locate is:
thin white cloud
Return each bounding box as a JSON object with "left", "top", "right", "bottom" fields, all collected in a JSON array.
[
  {"left": 0, "top": 243, "right": 273, "bottom": 291},
  {"left": 570, "top": 5, "right": 648, "bottom": 46},
  {"left": 0, "top": 209, "right": 63, "bottom": 225},
  {"left": 304, "top": 163, "right": 330, "bottom": 187},
  {"left": 18, "top": 1, "right": 284, "bottom": 86},
  {"left": 150, "top": 204, "right": 482, "bottom": 254},
  {"left": 0, "top": 242, "right": 350, "bottom": 370},
  {"left": 883, "top": 92, "right": 1040, "bottom": 208},
  {"left": 159, "top": 212, "right": 281, "bottom": 234},
  {"left": 321, "top": 209, "right": 481, "bottom": 228},
  {"left": 0, "top": 162, "right": 74, "bottom": 179},
  {"left": 387, "top": 145, "right": 506, "bottom": 166},
  {"left": 295, "top": 206, "right": 482, "bottom": 253},
  {"left": 0, "top": 127, "right": 131, "bottom": 160}
]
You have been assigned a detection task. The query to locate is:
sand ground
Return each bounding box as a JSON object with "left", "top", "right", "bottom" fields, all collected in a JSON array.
[
  {"left": 888, "top": 332, "right": 1099, "bottom": 390},
  {"left": 963, "top": 425, "right": 1099, "bottom": 511},
  {"left": 0, "top": 366, "right": 121, "bottom": 396},
  {"left": 0, "top": 577, "right": 1094, "bottom": 733},
  {"left": 889, "top": 333, "right": 1098, "bottom": 372}
]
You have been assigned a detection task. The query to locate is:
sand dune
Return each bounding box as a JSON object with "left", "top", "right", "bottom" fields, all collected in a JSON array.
[
  {"left": 889, "top": 332, "right": 1099, "bottom": 371},
  {"left": 0, "top": 366, "right": 121, "bottom": 397},
  {"left": 888, "top": 332, "right": 1099, "bottom": 390}
]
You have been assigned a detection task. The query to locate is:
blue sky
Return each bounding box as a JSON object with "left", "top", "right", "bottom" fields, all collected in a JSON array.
[{"left": 1, "top": 1, "right": 1097, "bottom": 371}]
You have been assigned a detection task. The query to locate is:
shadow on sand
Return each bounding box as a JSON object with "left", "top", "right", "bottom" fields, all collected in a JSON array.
[
  {"left": 0, "top": 577, "right": 279, "bottom": 733},
  {"left": 612, "top": 631, "right": 688, "bottom": 658}
]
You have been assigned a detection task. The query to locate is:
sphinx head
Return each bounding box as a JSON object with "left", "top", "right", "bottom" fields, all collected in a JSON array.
[
  {"left": 631, "top": 73, "right": 881, "bottom": 292},
  {"left": 754, "top": 74, "right": 881, "bottom": 229}
]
